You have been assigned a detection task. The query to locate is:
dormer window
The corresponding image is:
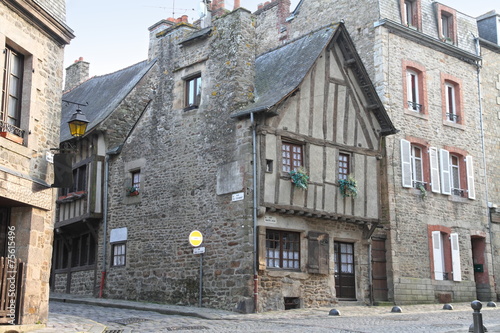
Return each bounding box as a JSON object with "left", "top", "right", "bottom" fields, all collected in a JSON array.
[
  {"left": 400, "top": 0, "right": 421, "bottom": 30},
  {"left": 436, "top": 5, "right": 456, "bottom": 44}
]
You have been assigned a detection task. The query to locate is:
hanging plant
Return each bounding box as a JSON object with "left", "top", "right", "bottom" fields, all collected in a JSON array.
[
  {"left": 338, "top": 176, "right": 358, "bottom": 198},
  {"left": 289, "top": 168, "right": 309, "bottom": 190},
  {"left": 417, "top": 183, "right": 427, "bottom": 199},
  {"left": 126, "top": 186, "right": 139, "bottom": 196}
]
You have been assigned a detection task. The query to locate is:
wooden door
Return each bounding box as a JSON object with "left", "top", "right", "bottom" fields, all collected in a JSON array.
[
  {"left": 334, "top": 241, "right": 356, "bottom": 299},
  {"left": 371, "top": 238, "right": 388, "bottom": 301}
]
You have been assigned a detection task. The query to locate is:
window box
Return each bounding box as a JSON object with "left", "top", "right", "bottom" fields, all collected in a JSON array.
[
  {"left": 126, "top": 186, "right": 139, "bottom": 196},
  {"left": 0, "top": 131, "right": 23, "bottom": 144},
  {"left": 338, "top": 176, "right": 358, "bottom": 198},
  {"left": 289, "top": 168, "right": 309, "bottom": 190}
]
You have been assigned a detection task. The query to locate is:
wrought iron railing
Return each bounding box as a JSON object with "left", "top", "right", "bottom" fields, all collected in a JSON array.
[
  {"left": 452, "top": 188, "right": 465, "bottom": 197},
  {"left": 446, "top": 113, "right": 459, "bottom": 122},
  {"left": 413, "top": 181, "right": 427, "bottom": 190},
  {"left": 407, "top": 101, "right": 423, "bottom": 112},
  {"left": 0, "top": 120, "right": 25, "bottom": 138}
]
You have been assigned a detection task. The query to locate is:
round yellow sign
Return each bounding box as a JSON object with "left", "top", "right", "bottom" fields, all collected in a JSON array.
[{"left": 189, "top": 230, "right": 203, "bottom": 247}]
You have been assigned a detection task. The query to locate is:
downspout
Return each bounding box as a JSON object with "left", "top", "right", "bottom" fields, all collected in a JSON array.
[
  {"left": 473, "top": 35, "right": 496, "bottom": 284},
  {"left": 99, "top": 153, "right": 110, "bottom": 298},
  {"left": 251, "top": 111, "right": 258, "bottom": 313}
]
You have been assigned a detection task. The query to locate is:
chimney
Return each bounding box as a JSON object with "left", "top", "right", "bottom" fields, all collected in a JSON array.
[
  {"left": 64, "top": 57, "right": 89, "bottom": 91},
  {"left": 181, "top": 15, "right": 188, "bottom": 23},
  {"left": 234, "top": 0, "right": 240, "bottom": 10},
  {"left": 211, "top": 0, "right": 225, "bottom": 17}
]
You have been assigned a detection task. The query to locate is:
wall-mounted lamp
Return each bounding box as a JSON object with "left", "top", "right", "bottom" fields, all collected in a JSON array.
[{"left": 68, "top": 107, "right": 89, "bottom": 137}]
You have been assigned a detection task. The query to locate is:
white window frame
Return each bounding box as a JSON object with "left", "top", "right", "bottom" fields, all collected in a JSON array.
[
  {"left": 441, "top": 13, "right": 450, "bottom": 39},
  {"left": 440, "top": 149, "right": 451, "bottom": 195},
  {"left": 429, "top": 147, "right": 441, "bottom": 193},
  {"left": 445, "top": 82, "right": 457, "bottom": 122},
  {"left": 466, "top": 155, "right": 475, "bottom": 199},
  {"left": 406, "top": 69, "right": 420, "bottom": 112},
  {"left": 404, "top": 0, "right": 416, "bottom": 26},
  {"left": 450, "top": 233, "right": 461, "bottom": 281},
  {"left": 400, "top": 139, "right": 412, "bottom": 188},
  {"left": 450, "top": 154, "right": 460, "bottom": 194},
  {"left": 432, "top": 231, "right": 444, "bottom": 281}
]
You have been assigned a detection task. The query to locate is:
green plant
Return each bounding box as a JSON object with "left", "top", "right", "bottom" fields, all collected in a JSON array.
[
  {"left": 126, "top": 186, "right": 139, "bottom": 196},
  {"left": 417, "top": 183, "right": 427, "bottom": 198},
  {"left": 338, "top": 176, "right": 358, "bottom": 198},
  {"left": 289, "top": 168, "right": 309, "bottom": 190}
]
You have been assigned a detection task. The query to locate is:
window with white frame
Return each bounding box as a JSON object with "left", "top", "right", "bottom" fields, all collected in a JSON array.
[
  {"left": 401, "top": 139, "right": 427, "bottom": 189},
  {"left": 404, "top": 0, "right": 416, "bottom": 27},
  {"left": 445, "top": 82, "right": 458, "bottom": 123},
  {"left": 430, "top": 229, "right": 461, "bottom": 281},
  {"left": 406, "top": 69, "right": 421, "bottom": 112},
  {"left": 450, "top": 155, "right": 462, "bottom": 196},
  {"left": 112, "top": 243, "right": 126, "bottom": 266},
  {"left": 185, "top": 74, "right": 201, "bottom": 109},
  {"left": 338, "top": 152, "right": 350, "bottom": 180},
  {"left": 282, "top": 142, "right": 303, "bottom": 172}
]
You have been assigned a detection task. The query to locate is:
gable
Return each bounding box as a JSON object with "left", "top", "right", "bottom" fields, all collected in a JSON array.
[{"left": 268, "top": 39, "right": 381, "bottom": 150}]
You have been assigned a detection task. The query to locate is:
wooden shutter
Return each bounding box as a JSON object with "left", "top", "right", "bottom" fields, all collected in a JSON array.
[
  {"left": 466, "top": 155, "right": 475, "bottom": 199},
  {"left": 450, "top": 233, "right": 461, "bottom": 281},
  {"left": 440, "top": 149, "right": 451, "bottom": 195},
  {"left": 431, "top": 231, "right": 444, "bottom": 280},
  {"left": 429, "top": 147, "right": 441, "bottom": 193},
  {"left": 307, "top": 231, "right": 329, "bottom": 274},
  {"left": 257, "top": 226, "right": 266, "bottom": 271},
  {"left": 400, "top": 139, "right": 412, "bottom": 188}
]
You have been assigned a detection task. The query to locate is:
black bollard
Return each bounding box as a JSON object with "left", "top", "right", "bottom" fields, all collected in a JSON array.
[{"left": 469, "top": 300, "right": 487, "bottom": 333}]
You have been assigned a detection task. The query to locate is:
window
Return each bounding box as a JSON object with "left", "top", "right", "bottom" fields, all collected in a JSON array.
[
  {"left": 403, "top": 62, "right": 427, "bottom": 116},
  {"left": 282, "top": 142, "right": 303, "bottom": 172},
  {"left": 401, "top": 139, "right": 428, "bottom": 189},
  {"left": 1, "top": 47, "right": 25, "bottom": 139},
  {"left": 53, "top": 238, "right": 69, "bottom": 270},
  {"left": 338, "top": 153, "right": 350, "bottom": 180},
  {"left": 131, "top": 170, "right": 141, "bottom": 191},
  {"left": 441, "top": 149, "right": 475, "bottom": 199},
  {"left": 266, "top": 229, "right": 300, "bottom": 269},
  {"left": 429, "top": 226, "right": 461, "bottom": 281},
  {"left": 437, "top": 5, "right": 456, "bottom": 43},
  {"left": 450, "top": 155, "right": 461, "bottom": 196},
  {"left": 61, "top": 164, "right": 87, "bottom": 195},
  {"left": 400, "top": 0, "right": 421, "bottom": 29},
  {"left": 112, "top": 243, "right": 126, "bottom": 266},
  {"left": 71, "top": 233, "right": 96, "bottom": 267},
  {"left": 445, "top": 82, "right": 458, "bottom": 122},
  {"left": 406, "top": 70, "right": 421, "bottom": 112},
  {"left": 185, "top": 75, "right": 201, "bottom": 109}
]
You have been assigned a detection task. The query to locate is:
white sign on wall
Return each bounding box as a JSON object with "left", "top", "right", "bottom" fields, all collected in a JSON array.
[
  {"left": 264, "top": 215, "right": 277, "bottom": 224},
  {"left": 232, "top": 192, "right": 244, "bottom": 201},
  {"left": 110, "top": 227, "right": 128, "bottom": 243}
]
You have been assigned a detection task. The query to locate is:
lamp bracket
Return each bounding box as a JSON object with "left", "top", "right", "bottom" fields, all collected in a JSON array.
[
  {"left": 50, "top": 141, "right": 77, "bottom": 153},
  {"left": 62, "top": 99, "right": 88, "bottom": 108}
]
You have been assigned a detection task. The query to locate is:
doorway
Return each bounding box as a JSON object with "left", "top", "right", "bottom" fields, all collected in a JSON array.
[
  {"left": 471, "top": 236, "right": 490, "bottom": 300},
  {"left": 334, "top": 241, "right": 356, "bottom": 299},
  {"left": 371, "top": 238, "right": 388, "bottom": 301}
]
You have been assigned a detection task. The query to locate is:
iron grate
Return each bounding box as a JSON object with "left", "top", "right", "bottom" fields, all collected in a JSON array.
[
  {"left": 166, "top": 326, "right": 210, "bottom": 331},
  {"left": 104, "top": 330, "right": 124, "bottom": 333},
  {"left": 110, "top": 317, "right": 151, "bottom": 325}
]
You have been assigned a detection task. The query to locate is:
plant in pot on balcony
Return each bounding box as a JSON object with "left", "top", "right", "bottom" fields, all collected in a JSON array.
[
  {"left": 126, "top": 186, "right": 139, "bottom": 196},
  {"left": 338, "top": 175, "right": 358, "bottom": 198},
  {"left": 289, "top": 168, "right": 309, "bottom": 190}
]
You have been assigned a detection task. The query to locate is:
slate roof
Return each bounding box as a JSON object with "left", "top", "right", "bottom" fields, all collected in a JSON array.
[
  {"left": 60, "top": 59, "right": 156, "bottom": 142},
  {"left": 232, "top": 25, "right": 338, "bottom": 117}
]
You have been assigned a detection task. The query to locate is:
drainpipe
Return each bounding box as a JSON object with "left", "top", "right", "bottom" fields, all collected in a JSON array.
[
  {"left": 474, "top": 36, "right": 497, "bottom": 286},
  {"left": 251, "top": 111, "right": 259, "bottom": 313}
]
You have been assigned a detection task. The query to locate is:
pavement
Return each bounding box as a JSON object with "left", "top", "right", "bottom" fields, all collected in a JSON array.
[{"left": 15, "top": 293, "right": 500, "bottom": 333}]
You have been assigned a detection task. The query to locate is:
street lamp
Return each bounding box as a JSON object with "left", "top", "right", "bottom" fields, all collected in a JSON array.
[{"left": 67, "top": 107, "right": 89, "bottom": 138}]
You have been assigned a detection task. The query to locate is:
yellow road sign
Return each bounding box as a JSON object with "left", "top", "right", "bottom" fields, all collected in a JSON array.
[{"left": 189, "top": 230, "right": 203, "bottom": 247}]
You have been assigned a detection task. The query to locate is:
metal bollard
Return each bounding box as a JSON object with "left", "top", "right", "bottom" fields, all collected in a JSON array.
[{"left": 469, "top": 300, "right": 487, "bottom": 333}]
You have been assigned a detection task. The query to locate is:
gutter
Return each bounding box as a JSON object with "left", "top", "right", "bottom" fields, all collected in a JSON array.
[{"left": 250, "top": 112, "right": 259, "bottom": 313}]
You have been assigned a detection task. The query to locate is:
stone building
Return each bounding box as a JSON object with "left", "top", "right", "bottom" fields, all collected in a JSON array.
[
  {"left": 0, "top": 0, "right": 73, "bottom": 325},
  {"left": 281, "top": 0, "right": 498, "bottom": 303},
  {"left": 51, "top": 59, "right": 157, "bottom": 295}
]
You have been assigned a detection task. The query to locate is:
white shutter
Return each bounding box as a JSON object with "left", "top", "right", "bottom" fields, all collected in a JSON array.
[
  {"left": 440, "top": 149, "right": 451, "bottom": 195},
  {"left": 450, "top": 233, "right": 462, "bottom": 281},
  {"left": 401, "top": 139, "right": 412, "bottom": 188},
  {"left": 466, "top": 155, "right": 476, "bottom": 199},
  {"left": 429, "top": 147, "right": 441, "bottom": 193},
  {"left": 432, "top": 231, "right": 444, "bottom": 280}
]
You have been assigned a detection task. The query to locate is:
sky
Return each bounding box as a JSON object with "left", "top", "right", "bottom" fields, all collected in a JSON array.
[{"left": 64, "top": 0, "right": 499, "bottom": 78}]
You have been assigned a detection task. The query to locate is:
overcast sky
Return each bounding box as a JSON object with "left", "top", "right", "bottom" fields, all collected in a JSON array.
[{"left": 64, "top": 0, "right": 498, "bottom": 77}]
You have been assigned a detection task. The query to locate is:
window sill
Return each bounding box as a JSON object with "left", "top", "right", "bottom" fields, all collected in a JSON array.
[
  {"left": 404, "top": 109, "right": 428, "bottom": 120},
  {"left": 266, "top": 268, "right": 306, "bottom": 279},
  {"left": 57, "top": 191, "right": 87, "bottom": 203},
  {"left": 183, "top": 105, "right": 199, "bottom": 112},
  {"left": 0, "top": 131, "right": 24, "bottom": 145},
  {"left": 442, "top": 121, "right": 464, "bottom": 130}
]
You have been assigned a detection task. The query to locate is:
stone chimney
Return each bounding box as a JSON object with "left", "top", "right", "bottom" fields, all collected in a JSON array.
[{"left": 64, "top": 57, "right": 89, "bottom": 91}]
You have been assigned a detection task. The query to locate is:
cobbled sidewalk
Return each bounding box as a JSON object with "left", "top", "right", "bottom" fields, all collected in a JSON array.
[{"left": 25, "top": 293, "right": 500, "bottom": 333}]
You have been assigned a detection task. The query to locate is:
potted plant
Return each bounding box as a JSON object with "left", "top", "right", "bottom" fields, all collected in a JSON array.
[
  {"left": 338, "top": 175, "right": 358, "bottom": 198},
  {"left": 417, "top": 183, "right": 427, "bottom": 199},
  {"left": 289, "top": 168, "right": 309, "bottom": 190},
  {"left": 126, "top": 186, "right": 139, "bottom": 196}
]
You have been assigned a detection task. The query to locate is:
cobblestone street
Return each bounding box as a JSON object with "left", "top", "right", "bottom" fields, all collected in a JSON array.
[{"left": 27, "top": 295, "right": 500, "bottom": 333}]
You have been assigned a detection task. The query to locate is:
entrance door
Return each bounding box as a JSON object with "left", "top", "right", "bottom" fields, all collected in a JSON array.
[
  {"left": 334, "top": 241, "right": 356, "bottom": 299},
  {"left": 371, "top": 238, "right": 388, "bottom": 301},
  {"left": 471, "top": 236, "right": 490, "bottom": 300}
]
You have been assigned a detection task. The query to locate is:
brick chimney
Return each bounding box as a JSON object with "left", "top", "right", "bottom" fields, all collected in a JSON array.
[
  {"left": 64, "top": 57, "right": 89, "bottom": 91},
  {"left": 211, "top": 0, "right": 225, "bottom": 17},
  {"left": 234, "top": 0, "right": 240, "bottom": 10}
]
